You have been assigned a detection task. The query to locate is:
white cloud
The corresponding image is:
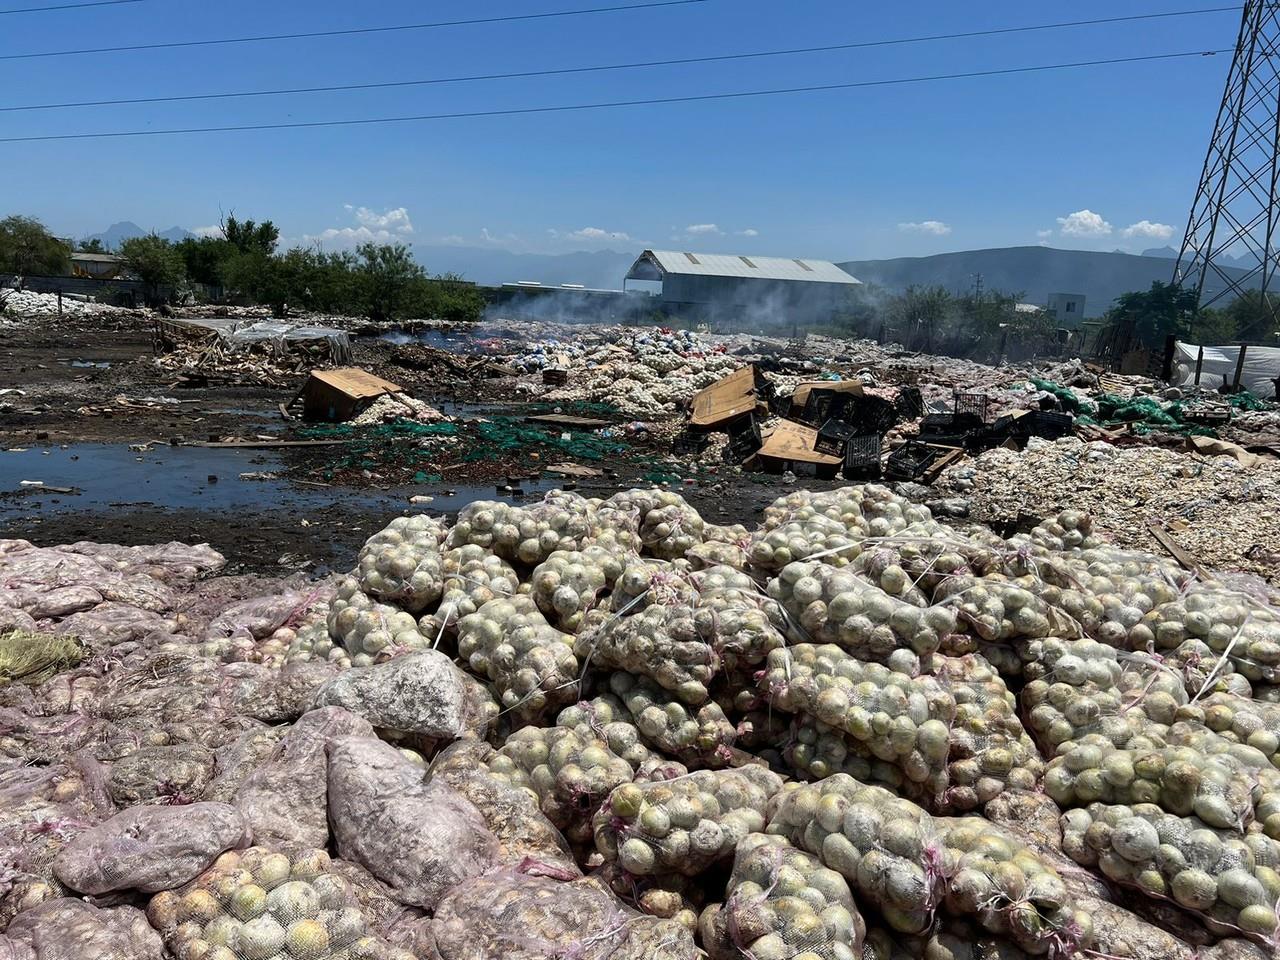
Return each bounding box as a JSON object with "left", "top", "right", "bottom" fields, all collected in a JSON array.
[
  {"left": 353, "top": 206, "right": 414, "bottom": 235},
  {"left": 192, "top": 225, "right": 222, "bottom": 239},
  {"left": 738, "top": 228, "right": 760, "bottom": 237},
  {"left": 564, "top": 226, "right": 631, "bottom": 242},
  {"left": 1121, "top": 220, "right": 1175, "bottom": 241},
  {"left": 479, "top": 227, "right": 519, "bottom": 246},
  {"left": 898, "top": 220, "right": 952, "bottom": 236},
  {"left": 301, "top": 205, "right": 416, "bottom": 248},
  {"left": 1057, "top": 209, "right": 1113, "bottom": 237},
  {"left": 1036, "top": 229, "right": 1054, "bottom": 240},
  {"left": 684, "top": 223, "right": 721, "bottom": 236}
]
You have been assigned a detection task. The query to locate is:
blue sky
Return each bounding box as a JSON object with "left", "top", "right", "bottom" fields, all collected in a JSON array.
[{"left": 0, "top": 0, "right": 1241, "bottom": 263}]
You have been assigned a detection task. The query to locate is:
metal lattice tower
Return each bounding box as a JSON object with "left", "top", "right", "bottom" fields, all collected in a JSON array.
[{"left": 1174, "top": 0, "right": 1280, "bottom": 332}]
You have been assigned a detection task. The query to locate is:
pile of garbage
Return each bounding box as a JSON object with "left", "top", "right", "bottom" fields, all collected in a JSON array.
[
  {"left": 534, "top": 330, "right": 740, "bottom": 418},
  {"left": 940, "top": 435, "right": 1280, "bottom": 579},
  {"left": 0, "top": 288, "right": 126, "bottom": 320},
  {"left": 4, "top": 482, "right": 1280, "bottom": 959},
  {"left": 349, "top": 394, "right": 447, "bottom": 427}
]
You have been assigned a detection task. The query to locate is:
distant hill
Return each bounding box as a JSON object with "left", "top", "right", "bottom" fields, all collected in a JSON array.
[
  {"left": 410, "top": 244, "right": 638, "bottom": 289},
  {"left": 84, "top": 221, "right": 194, "bottom": 249},
  {"left": 838, "top": 246, "right": 1260, "bottom": 317}
]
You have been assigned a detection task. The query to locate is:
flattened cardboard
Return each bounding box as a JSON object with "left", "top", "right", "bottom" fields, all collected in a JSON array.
[
  {"left": 690, "top": 366, "right": 761, "bottom": 428},
  {"left": 756, "top": 419, "right": 842, "bottom": 466}
]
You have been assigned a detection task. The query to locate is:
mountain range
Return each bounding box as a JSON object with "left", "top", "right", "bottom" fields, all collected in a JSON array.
[
  {"left": 83, "top": 221, "right": 194, "bottom": 248},
  {"left": 837, "top": 246, "right": 1260, "bottom": 317},
  {"left": 77, "top": 222, "right": 1263, "bottom": 316},
  {"left": 409, "top": 244, "right": 638, "bottom": 291}
]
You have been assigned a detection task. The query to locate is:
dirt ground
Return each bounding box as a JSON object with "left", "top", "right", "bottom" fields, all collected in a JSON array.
[{"left": 0, "top": 315, "right": 824, "bottom": 573}]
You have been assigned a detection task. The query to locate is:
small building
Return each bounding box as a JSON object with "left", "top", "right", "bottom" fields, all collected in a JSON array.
[
  {"left": 624, "top": 250, "right": 862, "bottom": 328},
  {"left": 70, "top": 252, "right": 132, "bottom": 280},
  {"left": 1047, "top": 292, "right": 1086, "bottom": 328}
]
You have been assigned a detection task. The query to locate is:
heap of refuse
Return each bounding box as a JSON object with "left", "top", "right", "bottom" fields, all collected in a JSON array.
[
  {"left": 940, "top": 436, "right": 1280, "bottom": 580},
  {"left": 534, "top": 329, "right": 740, "bottom": 417},
  {"left": 1, "top": 288, "right": 127, "bottom": 320},
  {"left": 2, "top": 484, "right": 1280, "bottom": 959}
]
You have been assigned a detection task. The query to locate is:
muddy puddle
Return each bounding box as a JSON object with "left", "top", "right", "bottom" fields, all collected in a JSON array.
[
  {"left": 0, "top": 444, "right": 563, "bottom": 520},
  {"left": 375, "top": 329, "right": 483, "bottom": 351}
]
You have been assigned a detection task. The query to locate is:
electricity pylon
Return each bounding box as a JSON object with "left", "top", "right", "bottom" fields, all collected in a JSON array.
[{"left": 1174, "top": 0, "right": 1280, "bottom": 335}]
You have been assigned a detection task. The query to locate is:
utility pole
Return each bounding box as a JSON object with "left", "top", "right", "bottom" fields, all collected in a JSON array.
[
  {"left": 1174, "top": 0, "right": 1280, "bottom": 330},
  {"left": 971, "top": 273, "right": 984, "bottom": 303}
]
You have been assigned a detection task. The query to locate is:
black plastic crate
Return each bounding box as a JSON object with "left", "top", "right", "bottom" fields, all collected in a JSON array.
[
  {"left": 843, "top": 433, "right": 883, "bottom": 480},
  {"left": 1012, "top": 410, "right": 1074, "bottom": 440},
  {"left": 885, "top": 441, "right": 938, "bottom": 481},
  {"left": 726, "top": 415, "right": 763, "bottom": 462},
  {"left": 800, "top": 388, "right": 852, "bottom": 427},
  {"left": 846, "top": 394, "right": 900, "bottom": 436},
  {"left": 919, "top": 413, "right": 958, "bottom": 434},
  {"left": 953, "top": 391, "right": 990, "bottom": 423},
  {"left": 768, "top": 390, "right": 793, "bottom": 417},
  {"left": 815, "top": 418, "right": 858, "bottom": 457},
  {"left": 895, "top": 386, "right": 925, "bottom": 421}
]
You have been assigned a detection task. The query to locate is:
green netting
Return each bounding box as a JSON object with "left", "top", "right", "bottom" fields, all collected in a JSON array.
[
  {"left": 1228, "top": 390, "right": 1270, "bottom": 411},
  {"left": 462, "top": 419, "right": 626, "bottom": 462},
  {"left": 1030, "top": 379, "right": 1084, "bottom": 413},
  {"left": 1093, "top": 394, "right": 1181, "bottom": 426}
]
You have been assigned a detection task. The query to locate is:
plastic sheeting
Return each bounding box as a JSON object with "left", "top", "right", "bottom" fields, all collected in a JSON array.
[{"left": 1172, "top": 340, "right": 1280, "bottom": 397}]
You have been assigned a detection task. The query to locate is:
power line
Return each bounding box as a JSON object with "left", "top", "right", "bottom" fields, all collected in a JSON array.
[
  {"left": 0, "top": 6, "right": 1241, "bottom": 113},
  {"left": 0, "top": 0, "right": 712, "bottom": 61},
  {"left": 0, "top": 0, "right": 141, "bottom": 13},
  {"left": 0, "top": 48, "right": 1230, "bottom": 144}
]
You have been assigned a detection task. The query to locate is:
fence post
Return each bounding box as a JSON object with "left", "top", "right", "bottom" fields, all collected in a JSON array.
[
  {"left": 1194, "top": 346, "right": 1204, "bottom": 385},
  {"left": 1233, "top": 344, "right": 1249, "bottom": 391},
  {"left": 57, "top": 291, "right": 62, "bottom": 316}
]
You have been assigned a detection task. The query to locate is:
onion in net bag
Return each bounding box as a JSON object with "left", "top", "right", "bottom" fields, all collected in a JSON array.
[
  {"left": 699, "top": 832, "right": 865, "bottom": 960},
  {"left": 575, "top": 602, "right": 717, "bottom": 706},
  {"left": 1021, "top": 639, "right": 1183, "bottom": 755},
  {"left": 1062, "top": 801, "right": 1280, "bottom": 943},
  {"left": 933, "top": 654, "right": 1041, "bottom": 812},
  {"left": 325, "top": 578, "right": 430, "bottom": 667},
  {"left": 768, "top": 562, "right": 956, "bottom": 673},
  {"left": 555, "top": 695, "right": 655, "bottom": 768},
  {"left": 457, "top": 595, "right": 580, "bottom": 726},
  {"left": 1044, "top": 740, "right": 1264, "bottom": 832},
  {"left": 530, "top": 546, "right": 623, "bottom": 633},
  {"left": 760, "top": 644, "right": 954, "bottom": 791},
  {"left": 486, "top": 724, "right": 637, "bottom": 846},
  {"left": 354, "top": 515, "right": 447, "bottom": 613},
  {"left": 594, "top": 767, "right": 783, "bottom": 878},
  {"left": 146, "top": 846, "right": 414, "bottom": 960},
  {"left": 608, "top": 671, "right": 736, "bottom": 768}
]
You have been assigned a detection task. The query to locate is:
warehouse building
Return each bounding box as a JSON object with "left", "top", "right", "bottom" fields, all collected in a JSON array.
[{"left": 623, "top": 249, "right": 863, "bottom": 328}]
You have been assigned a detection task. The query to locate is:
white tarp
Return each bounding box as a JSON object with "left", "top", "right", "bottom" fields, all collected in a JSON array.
[{"left": 1172, "top": 340, "right": 1280, "bottom": 397}]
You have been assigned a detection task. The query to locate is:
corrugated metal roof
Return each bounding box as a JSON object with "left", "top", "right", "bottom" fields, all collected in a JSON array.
[
  {"left": 71, "top": 252, "right": 128, "bottom": 263},
  {"left": 628, "top": 250, "right": 862, "bottom": 285}
]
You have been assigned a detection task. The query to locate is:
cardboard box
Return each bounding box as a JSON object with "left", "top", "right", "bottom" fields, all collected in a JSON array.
[{"left": 301, "top": 368, "right": 403, "bottom": 421}]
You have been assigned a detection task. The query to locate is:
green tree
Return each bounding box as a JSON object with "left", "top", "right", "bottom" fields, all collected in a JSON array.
[
  {"left": 1105, "top": 281, "right": 1199, "bottom": 350},
  {"left": 0, "top": 215, "right": 71, "bottom": 275},
  {"left": 407, "top": 271, "right": 486, "bottom": 323},
  {"left": 1214, "top": 290, "right": 1280, "bottom": 342},
  {"left": 357, "top": 243, "right": 424, "bottom": 322},
  {"left": 222, "top": 214, "right": 279, "bottom": 256},
  {"left": 120, "top": 234, "right": 186, "bottom": 305},
  {"left": 78, "top": 237, "right": 108, "bottom": 254},
  {"left": 888, "top": 285, "right": 954, "bottom": 351},
  {"left": 175, "top": 236, "right": 235, "bottom": 288}
]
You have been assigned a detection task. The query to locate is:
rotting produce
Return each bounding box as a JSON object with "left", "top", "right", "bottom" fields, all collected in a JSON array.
[{"left": 4, "top": 482, "right": 1280, "bottom": 960}]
